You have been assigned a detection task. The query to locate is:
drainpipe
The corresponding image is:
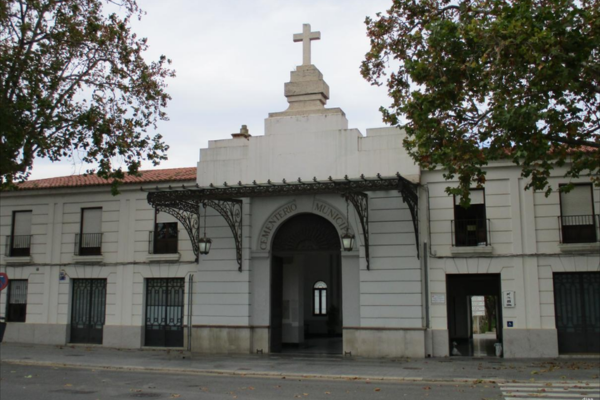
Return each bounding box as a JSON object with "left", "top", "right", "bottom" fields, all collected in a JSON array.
[
  {"left": 187, "top": 274, "right": 194, "bottom": 352},
  {"left": 423, "top": 241, "right": 433, "bottom": 356},
  {"left": 423, "top": 242, "right": 430, "bottom": 329},
  {"left": 422, "top": 185, "right": 434, "bottom": 356}
]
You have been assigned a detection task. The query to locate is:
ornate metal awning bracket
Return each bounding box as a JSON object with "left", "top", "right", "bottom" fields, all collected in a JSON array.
[
  {"left": 148, "top": 194, "right": 201, "bottom": 261},
  {"left": 397, "top": 173, "right": 420, "bottom": 259},
  {"left": 145, "top": 173, "right": 419, "bottom": 269},
  {"left": 203, "top": 199, "right": 244, "bottom": 271},
  {"left": 343, "top": 192, "right": 370, "bottom": 270},
  {"left": 147, "top": 192, "right": 244, "bottom": 269}
]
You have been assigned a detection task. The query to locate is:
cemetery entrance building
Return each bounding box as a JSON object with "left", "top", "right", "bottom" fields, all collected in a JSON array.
[{"left": 3, "top": 23, "right": 597, "bottom": 360}]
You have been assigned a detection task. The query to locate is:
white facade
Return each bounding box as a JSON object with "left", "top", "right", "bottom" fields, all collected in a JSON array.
[
  {"left": 1, "top": 24, "right": 598, "bottom": 358},
  {"left": 422, "top": 164, "right": 600, "bottom": 357},
  {"left": 0, "top": 180, "right": 198, "bottom": 347}
]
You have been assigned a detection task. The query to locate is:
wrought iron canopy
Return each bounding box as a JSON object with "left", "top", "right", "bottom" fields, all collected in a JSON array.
[{"left": 145, "top": 173, "right": 419, "bottom": 270}]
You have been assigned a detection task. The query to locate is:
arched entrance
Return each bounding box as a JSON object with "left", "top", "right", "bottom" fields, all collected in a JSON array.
[{"left": 270, "top": 213, "right": 343, "bottom": 354}]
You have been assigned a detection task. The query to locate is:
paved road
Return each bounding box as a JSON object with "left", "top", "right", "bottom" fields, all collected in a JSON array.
[
  {"left": 3, "top": 363, "right": 599, "bottom": 400},
  {"left": 1, "top": 363, "right": 504, "bottom": 400},
  {"left": 3, "top": 343, "right": 600, "bottom": 384}
]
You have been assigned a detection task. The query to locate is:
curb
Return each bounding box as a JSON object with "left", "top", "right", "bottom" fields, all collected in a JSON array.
[{"left": 0, "top": 359, "right": 573, "bottom": 385}]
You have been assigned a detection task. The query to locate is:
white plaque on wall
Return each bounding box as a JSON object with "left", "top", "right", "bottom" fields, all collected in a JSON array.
[
  {"left": 431, "top": 293, "right": 446, "bottom": 304},
  {"left": 503, "top": 291, "right": 516, "bottom": 308}
]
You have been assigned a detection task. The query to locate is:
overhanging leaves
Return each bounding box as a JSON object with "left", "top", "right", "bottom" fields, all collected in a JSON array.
[
  {"left": 0, "top": 0, "right": 175, "bottom": 193},
  {"left": 362, "top": 0, "right": 599, "bottom": 203}
]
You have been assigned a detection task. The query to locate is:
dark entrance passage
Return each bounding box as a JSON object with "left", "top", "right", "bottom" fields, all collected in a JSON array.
[
  {"left": 70, "top": 279, "right": 107, "bottom": 344},
  {"left": 145, "top": 278, "right": 185, "bottom": 347},
  {"left": 446, "top": 274, "right": 502, "bottom": 357},
  {"left": 554, "top": 272, "right": 600, "bottom": 354},
  {"left": 270, "top": 214, "right": 343, "bottom": 355}
]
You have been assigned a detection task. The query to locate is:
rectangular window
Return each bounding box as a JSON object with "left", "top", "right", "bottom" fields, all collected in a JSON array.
[
  {"left": 6, "top": 280, "right": 28, "bottom": 322},
  {"left": 453, "top": 189, "right": 488, "bottom": 247},
  {"left": 152, "top": 212, "right": 178, "bottom": 254},
  {"left": 313, "top": 281, "right": 328, "bottom": 316},
  {"left": 78, "top": 208, "right": 102, "bottom": 255},
  {"left": 560, "top": 184, "right": 597, "bottom": 243},
  {"left": 9, "top": 211, "right": 32, "bottom": 257},
  {"left": 314, "top": 291, "right": 320, "bottom": 314}
]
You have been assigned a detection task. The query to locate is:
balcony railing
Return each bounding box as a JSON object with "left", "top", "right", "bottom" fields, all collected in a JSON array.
[
  {"left": 5, "top": 235, "right": 32, "bottom": 257},
  {"left": 451, "top": 219, "right": 491, "bottom": 247},
  {"left": 75, "top": 233, "right": 103, "bottom": 256},
  {"left": 558, "top": 215, "right": 599, "bottom": 244},
  {"left": 148, "top": 231, "right": 178, "bottom": 254}
]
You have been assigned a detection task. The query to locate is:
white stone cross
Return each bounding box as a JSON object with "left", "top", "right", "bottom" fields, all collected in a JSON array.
[{"left": 293, "top": 24, "right": 321, "bottom": 66}]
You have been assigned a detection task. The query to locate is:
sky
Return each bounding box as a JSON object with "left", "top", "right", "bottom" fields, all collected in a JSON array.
[{"left": 29, "top": 0, "right": 395, "bottom": 180}]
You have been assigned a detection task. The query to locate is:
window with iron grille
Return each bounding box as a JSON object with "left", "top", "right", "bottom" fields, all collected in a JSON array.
[
  {"left": 559, "top": 184, "right": 598, "bottom": 243},
  {"left": 78, "top": 208, "right": 102, "bottom": 256},
  {"left": 453, "top": 189, "right": 488, "bottom": 247},
  {"left": 8, "top": 211, "right": 32, "bottom": 257},
  {"left": 6, "top": 280, "right": 28, "bottom": 322},
  {"left": 152, "top": 211, "right": 178, "bottom": 254}
]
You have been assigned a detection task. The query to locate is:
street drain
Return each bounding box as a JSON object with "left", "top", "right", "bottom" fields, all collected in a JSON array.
[
  {"left": 402, "top": 367, "right": 422, "bottom": 370},
  {"left": 130, "top": 393, "right": 162, "bottom": 398}
]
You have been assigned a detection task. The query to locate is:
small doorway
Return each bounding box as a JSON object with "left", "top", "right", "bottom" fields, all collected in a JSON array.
[
  {"left": 554, "top": 272, "right": 600, "bottom": 354},
  {"left": 70, "top": 279, "right": 107, "bottom": 344},
  {"left": 446, "top": 274, "right": 502, "bottom": 357},
  {"left": 270, "top": 214, "right": 343, "bottom": 355},
  {"left": 145, "top": 278, "right": 185, "bottom": 347}
]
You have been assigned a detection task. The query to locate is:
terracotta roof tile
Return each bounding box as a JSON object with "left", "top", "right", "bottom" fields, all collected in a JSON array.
[{"left": 16, "top": 167, "right": 197, "bottom": 191}]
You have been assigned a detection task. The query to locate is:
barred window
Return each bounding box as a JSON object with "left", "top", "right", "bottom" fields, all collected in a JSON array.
[
  {"left": 6, "top": 280, "right": 28, "bottom": 322},
  {"left": 559, "top": 184, "right": 597, "bottom": 244}
]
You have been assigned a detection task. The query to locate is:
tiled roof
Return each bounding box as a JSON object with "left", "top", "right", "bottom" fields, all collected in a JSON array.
[{"left": 16, "top": 167, "right": 197, "bottom": 190}]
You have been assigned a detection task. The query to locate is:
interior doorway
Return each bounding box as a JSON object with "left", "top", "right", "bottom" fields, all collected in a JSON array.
[
  {"left": 446, "top": 274, "right": 503, "bottom": 357},
  {"left": 270, "top": 214, "right": 343, "bottom": 355}
]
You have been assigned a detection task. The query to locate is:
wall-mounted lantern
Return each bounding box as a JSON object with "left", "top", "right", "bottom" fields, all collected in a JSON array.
[
  {"left": 341, "top": 197, "right": 355, "bottom": 251},
  {"left": 199, "top": 203, "right": 212, "bottom": 255}
]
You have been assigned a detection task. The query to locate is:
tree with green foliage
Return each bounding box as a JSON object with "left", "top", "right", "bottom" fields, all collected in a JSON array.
[
  {"left": 0, "top": 0, "right": 175, "bottom": 191},
  {"left": 362, "top": 0, "right": 599, "bottom": 201}
]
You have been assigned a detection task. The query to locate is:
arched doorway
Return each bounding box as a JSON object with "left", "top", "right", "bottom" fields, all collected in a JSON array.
[{"left": 270, "top": 213, "right": 343, "bottom": 354}]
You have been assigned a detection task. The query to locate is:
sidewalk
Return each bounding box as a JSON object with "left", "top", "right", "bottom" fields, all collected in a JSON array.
[{"left": 1, "top": 343, "right": 598, "bottom": 384}]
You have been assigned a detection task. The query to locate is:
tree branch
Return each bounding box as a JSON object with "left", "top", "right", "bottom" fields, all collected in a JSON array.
[{"left": 548, "top": 135, "right": 600, "bottom": 149}]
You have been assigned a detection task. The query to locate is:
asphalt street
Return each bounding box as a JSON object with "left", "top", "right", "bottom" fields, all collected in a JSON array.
[{"left": 0, "top": 363, "right": 504, "bottom": 400}]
